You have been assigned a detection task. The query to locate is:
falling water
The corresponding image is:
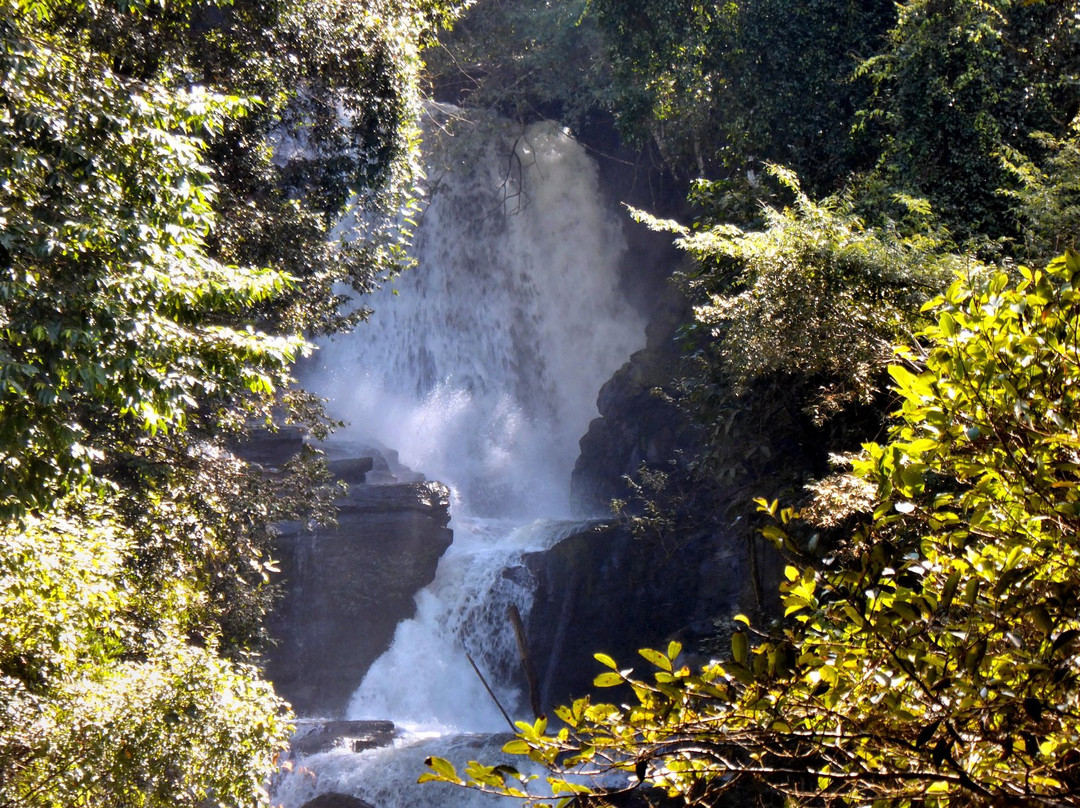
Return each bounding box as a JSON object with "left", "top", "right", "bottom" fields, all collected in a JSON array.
[
  {"left": 310, "top": 107, "right": 644, "bottom": 518},
  {"left": 273, "top": 106, "right": 645, "bottom": 807}
]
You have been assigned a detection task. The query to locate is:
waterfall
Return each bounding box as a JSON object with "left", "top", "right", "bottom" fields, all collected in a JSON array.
[
  {"left": 345, "top": 517, "right": 596, "bottom": 732},
  {"left": 275, "top": 107, "right": 645, "bottom": 806},
  {"left": 310, "top": 106, "right": 644, "bottom": 519}
]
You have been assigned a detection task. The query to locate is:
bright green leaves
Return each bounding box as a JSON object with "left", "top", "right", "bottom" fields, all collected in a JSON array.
[
  {"left": 780, "top": 565, "right": 818, "bottom": 620},
  {"left": 747, "top": 250, "right": 1080, "bottom": 802},
  {"left": 0, "top": 498, "right": 291, "bottom": 808},
  {"left": 0, "top": 5, "right": 312, "bottom": 514},
  {"left": 638, "top": 647, "right": 672, "bottom": 672},
  {"left": 420, "top": 755, "right": 461, "bottom": 783},
  {"left": 593, "top": 651, "right": 617, "bottom": 669},
  {"left": 592, "top": 671, "right": 624, "bottom": 687},
  {"left": 435, "top": 250, "right": 1080, "bottom": 807},
  {"left": 1, "top": 0, "right": 465, "bottom": 805}
]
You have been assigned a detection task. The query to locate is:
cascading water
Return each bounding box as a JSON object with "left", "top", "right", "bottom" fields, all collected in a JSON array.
[{"left": 272, "top": 106, "right": 646, "bottom": 807}]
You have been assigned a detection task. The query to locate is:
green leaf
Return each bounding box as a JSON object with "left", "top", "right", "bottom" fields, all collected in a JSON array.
[
  {"left": 502, "top": 739, "right": 532, "bottom": 755},
  {"left": 593, "top": 671, "right": 624, "bottom": 687},
  {"left": 425, "top": 756, "right": 460, "bottom": 783},
  {"left": 594, "top": 652, "right": 618, "bottom": 669}
]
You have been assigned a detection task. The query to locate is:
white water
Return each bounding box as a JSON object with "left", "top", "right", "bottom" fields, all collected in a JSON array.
[
  {"left": 272, "top": 733, "right": 531, "bottom": 808},
  {"left": 346, "top": 517, "right": 595, "bottom": 733},
  {"left": 274, "top": 108, "right": 645, "bottom": 807},
  {"left": 309, "top": 108, "right": 644, "bottom": 519}
]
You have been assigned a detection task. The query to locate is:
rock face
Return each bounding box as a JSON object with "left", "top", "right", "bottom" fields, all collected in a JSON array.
[
  {"left": 265, "top": 447, "right": 453, "bottom": 717},
  {"left": 232, "top": 424, "right": 306, "bottom": 467},
  {"left": 523, "top": 520, "right": 760, "bottom": 710},
  {"left": 570, "top": 292, "right": 697, "bottom": 516}
]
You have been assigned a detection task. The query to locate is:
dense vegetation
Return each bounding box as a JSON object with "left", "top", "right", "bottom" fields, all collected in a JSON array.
[
  {"left": 0, "top": 0, "right": 458, "bottom": 804},
  {"left": 4, "top": 0, "right": 1080, "bottom": 804},
  {"left": 424, "top": 0, "right": 1080, "bottom": 805}
]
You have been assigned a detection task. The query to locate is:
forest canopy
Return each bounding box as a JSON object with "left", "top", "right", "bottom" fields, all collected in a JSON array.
[{"left": 3, "top": 0, "right": 1080, "bottom": 803}]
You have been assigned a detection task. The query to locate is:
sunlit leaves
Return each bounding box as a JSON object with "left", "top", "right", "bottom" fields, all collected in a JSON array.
[
  {"left": 0, "top": 6, "right": 312, "bottom": 514},
  {"left": 640, "top": 165, "right": 960, "bottom": 425},
  {"left": 0, "top": 499, "right": 291, "bottom": 808},
  {"left": 0, "top": 0, "right": 463, "bottom": 805},
  {"left": 427, "top": 250, "right": 1080, "bottom": 807}
]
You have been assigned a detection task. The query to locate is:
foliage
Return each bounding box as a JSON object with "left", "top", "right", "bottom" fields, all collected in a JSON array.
[
  {"left": 0, "top": 0, "right": 464, "bottom": 804},
  {"left": 579, "top": 0, "right": 896, "bottom": 188},
  {"left": 426, "top": 0, "right": 894, "bottom": 191},
  {"left": 647, "top": 167, "right": 957, "bottom": 425},
  {"left": 426, "top": 248, "right": 1080, "bottom": 805},
  {"left": 0, "top": 499, "right": 291, "bottom": 808},
  {"left": 1000, "top": 114, "right": 1080, "bottom": 261},
  {"left": 23, "top": 0, "right": 462, "bottom": 338},
  {"left": 857, "top": 0, "right": 1080, "bottom": 243},
  {"left": 572, "top": 0, "right": 1080, "bottom": 240},
  {"left": 0, "top": 7, "right": 304, "bottom": 512},
  {"left": 424, "top": 0, "right": 610, "bottom": 132}
]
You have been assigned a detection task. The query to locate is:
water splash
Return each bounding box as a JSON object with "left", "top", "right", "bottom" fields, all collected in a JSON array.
[
  {"left": 272, "top": 733, "right": 528, "bottom": 808},
  {"left": 307, "top": 108, "right": 645, "bottom": 518},
  {"left": 346, "top": 517, "right": 596, "bottom": 733}
]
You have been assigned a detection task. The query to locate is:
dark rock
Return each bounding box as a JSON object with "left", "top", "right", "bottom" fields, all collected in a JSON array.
[
  {"left": 266, "top": 477, "right": 453, "bottom": 717},
  {"left": 570, "top": 292, "right": 697, "bottom": 516},
  {"left": 299, "top": 795, "right": 376, "bottom": 808},
  {"left": 232, "top": 425, "right": 306, "bottom": 468},
  {"left": 325, "top": 457, "right": 375, "bottom": 485},
  {"left": 523, "top": 520, "right": 755, "bottom": 710},
  {"left": 291, "top": 719, "right": 396, "bottom": 755},
  {"left": 321, "top": 442, "right": 425, "bottom": 484}
]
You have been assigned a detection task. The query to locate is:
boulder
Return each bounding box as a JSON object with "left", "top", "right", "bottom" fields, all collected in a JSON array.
[
  {"left": 290, "top": 719, "right": 396, "bottom": 755},
  {"left": 523, "top": 520, "right": 753, "bottom": 711},
  {"left": 299, "top": 795, "right": 376, "bottom": 808},
  {"left": 266, "top": 476, "right": 453, "bottom": 717}
]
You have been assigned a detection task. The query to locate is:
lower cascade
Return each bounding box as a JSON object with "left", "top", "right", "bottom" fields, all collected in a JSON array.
[{"left": 270, "top": 108, "right": 646, "bottom": 807}]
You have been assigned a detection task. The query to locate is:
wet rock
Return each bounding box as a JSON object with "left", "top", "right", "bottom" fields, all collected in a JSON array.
[
  {"left": 523, "top": 520, "right": 751, "bottom": 711},
  {"left": 322, "top": 442, "right": 425, "bottom": 485},
  {"left": 299, "top": 795, "right": 376, "bottom": 808},
  {"left": 570, "top": 293, "right": 696, "bottom": 516},
  {"left": 266, "top": 475, "right": 453, "bottom": 717},
  {"left": 291, "top": 719, "right": 396, "bottom": 755}
]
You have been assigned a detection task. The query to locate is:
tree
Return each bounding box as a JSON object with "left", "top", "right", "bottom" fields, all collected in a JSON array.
[
  {"left": 425, "top": 249, "right": 1080, "bottom": 805},
  {"left": 1000, "top": 115, "right": 1080, "bottom": 262},
  {"left": 0, "top": 5, "right": 298, "bottom": 788},
  {"left": 0, "top": 0, "right": 462, "bottom": 803},
  {"left": 423, "top": 0, "right": 610, "bottom": 131},
  {"left": 579, "top": 0, "right": 896, "bottom": 189},
  {"left": 645, "top": 166, "right": 957, "bottom": 427},
  {"left": 0, "top": 500, "right": 289, "bottom": 808},
  {"left": 857, "top": 0, "right": 1080, "bottom": 244}
]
